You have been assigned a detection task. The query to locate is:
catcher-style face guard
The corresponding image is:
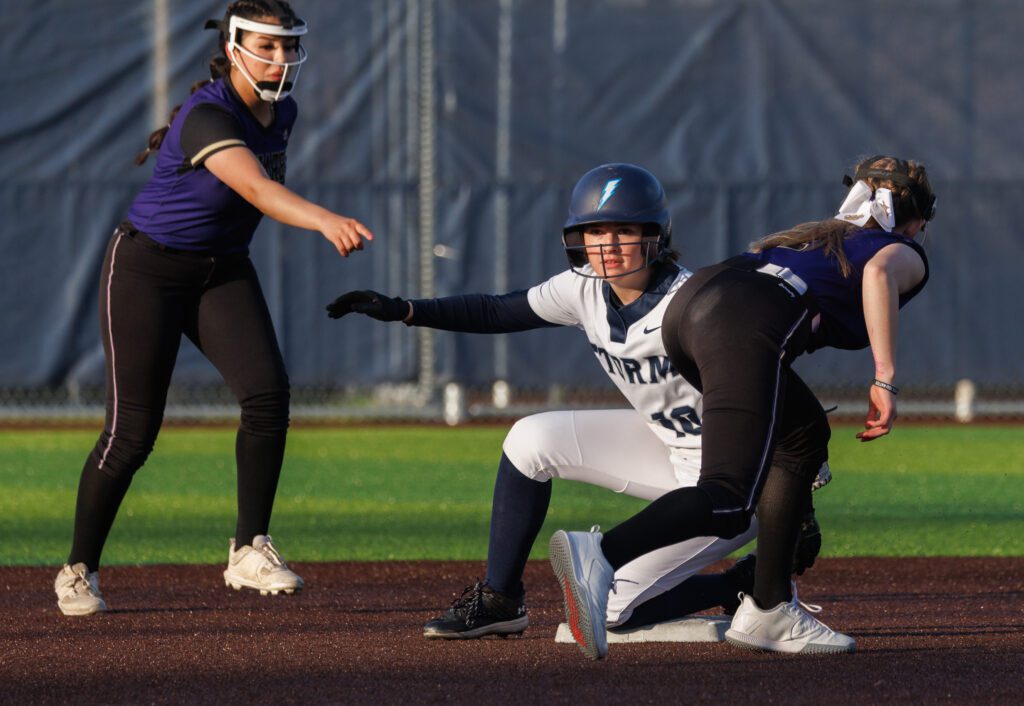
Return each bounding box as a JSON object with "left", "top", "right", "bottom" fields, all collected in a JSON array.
[
  {"left": 225, "top": 15, "right": 309, "bottom": 103},
  {"left": 561, "top": 226, "right": 666, "bottom": 279}
]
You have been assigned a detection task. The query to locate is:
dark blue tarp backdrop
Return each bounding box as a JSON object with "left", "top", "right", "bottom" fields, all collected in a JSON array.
[{"left": 2, "top": 0, "right": 1020, "bottom": 393}]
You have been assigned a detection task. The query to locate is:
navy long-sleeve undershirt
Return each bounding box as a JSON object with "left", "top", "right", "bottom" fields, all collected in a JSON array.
[{"left": 408, "top": 290, "right": 560, "bottom": 333}]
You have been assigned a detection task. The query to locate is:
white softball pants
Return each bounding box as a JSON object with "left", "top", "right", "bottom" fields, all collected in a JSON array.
[{"left": 502, "top": 409, "right": 757, "bottom": 626}]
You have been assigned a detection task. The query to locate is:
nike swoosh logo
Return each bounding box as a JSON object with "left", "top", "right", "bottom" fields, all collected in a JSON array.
[{"left": 643, "top": 325, "right": 662, "bottom": 334}]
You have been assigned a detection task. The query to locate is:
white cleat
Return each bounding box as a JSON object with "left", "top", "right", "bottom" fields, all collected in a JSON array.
[
  {"left": 725, "top": 591, "right": 855, "bottom": 654},
  {"left": 223, "top": 535, "right": 304, "bottom": 596},
  {"left": 54, "top": 563, "right": 107, "bottom": 616},
  {"left": 549, "top": 527, "right": 614, "bottom": 661}
]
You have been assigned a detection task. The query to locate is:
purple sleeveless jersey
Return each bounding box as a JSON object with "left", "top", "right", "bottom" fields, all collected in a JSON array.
[
  {"left": 127, "top": 78, "right": 297, "bottom": 253},
  {"left": 744, "top": 229, "right": 929, "bottom": 351}
]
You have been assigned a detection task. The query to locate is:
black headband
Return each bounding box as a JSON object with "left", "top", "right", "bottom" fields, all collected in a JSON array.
[{"left": 842, "top": 155, "right": 936, "bottom": 222}]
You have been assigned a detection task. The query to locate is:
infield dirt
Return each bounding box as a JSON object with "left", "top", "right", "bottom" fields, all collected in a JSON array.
[{"left": 2, "top": 557, "right": 1022, "bottom": 704}]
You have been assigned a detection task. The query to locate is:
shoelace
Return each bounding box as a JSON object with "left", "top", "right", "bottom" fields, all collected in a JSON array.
[
  {"left": 450, "top": 582, "right": 487, "bottom": 624},
  {"left": 782, "top": 594, "right": 836, "bottom": 637},
  {"left": 791, "top": 582, "right": 822, "bottom": 613},
  {"left": 69, "top": 567, "right": 95, "bottom": 597},
  {"left": 586, "top": 525, "right": 619, "bottom": 595},
  {"left": 610, "top": 577, "right": 634, "bottom": 595},
  {"left": 256, "top": 536, "right": 286, "bottom": 568}
]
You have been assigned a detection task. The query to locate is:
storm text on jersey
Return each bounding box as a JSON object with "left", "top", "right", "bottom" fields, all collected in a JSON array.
[{"left": 590, "top": 344, "right": 680, "bottom": 384}]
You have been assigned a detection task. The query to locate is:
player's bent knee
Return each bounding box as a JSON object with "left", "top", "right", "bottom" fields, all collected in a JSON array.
[
  {"left": 239, "top": 388, "right": 290, "bottom": 436},
  {"left": 775, "top": 408, "right": 831, "bottom": 480},
  {"left": 502, "top": 412, "right": 569, "bottom": 481},
  {"left": 91, "top": 439, "right": 155, "bottom": 480},
  {"left": 773, "top": 446, "right": 829, "bottom": 484},
  {"left": 708, "top": 512, "right": 752, "bottom": 539},
  {"left": 697, "top": 481, "right": 754, "bottom": 539},
  {"left": 804, "top": 412, "right": 831, "bottom": 463}
]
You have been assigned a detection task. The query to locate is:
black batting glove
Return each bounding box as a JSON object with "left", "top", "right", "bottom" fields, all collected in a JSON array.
[
  {"left": 792, "top": 510, "right": 822, "bottom": 576},
  {"left": 326, "top": 290, "right": 410, "bottom": 322}
]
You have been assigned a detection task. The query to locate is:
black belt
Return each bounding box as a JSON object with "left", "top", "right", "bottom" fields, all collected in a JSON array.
[
  {"left": 116, "top": 221, "right": 246, "bottom": 258},
  {"left": 724, "top": 255, "right": 819, "bottom": 314}
]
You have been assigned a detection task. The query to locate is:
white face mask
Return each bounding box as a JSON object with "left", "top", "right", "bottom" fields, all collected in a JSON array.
[{"left": 227, "top": 15, "right": 309, "bottom": 103}]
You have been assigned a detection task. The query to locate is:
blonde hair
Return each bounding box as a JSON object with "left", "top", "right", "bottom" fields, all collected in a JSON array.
[{"left": 750, "top": 155, "right": 935, "bottom": 277}]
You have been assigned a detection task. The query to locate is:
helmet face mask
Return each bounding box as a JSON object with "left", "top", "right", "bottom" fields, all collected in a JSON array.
[
  {"left": 226, "top": 15, "right": 309, "bottom": 102},
  {"left": 562, "top": 224, "right": 666, "bottom": 279},
  {"left": 561, "top": 163, "right": 672, "bottom": 279}
]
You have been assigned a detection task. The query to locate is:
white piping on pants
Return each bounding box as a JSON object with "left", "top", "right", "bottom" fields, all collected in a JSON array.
[{"left": 97, "top": 232, "right": 123, "bottom": 471}]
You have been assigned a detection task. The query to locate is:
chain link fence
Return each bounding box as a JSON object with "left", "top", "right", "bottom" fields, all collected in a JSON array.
[{"left": 2, "top": 381, "right": 1021, "bottom": 426}]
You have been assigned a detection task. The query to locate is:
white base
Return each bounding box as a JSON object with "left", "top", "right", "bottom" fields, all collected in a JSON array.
[{"left": 555, "top": 615, "right": 730, "bottom": 644}]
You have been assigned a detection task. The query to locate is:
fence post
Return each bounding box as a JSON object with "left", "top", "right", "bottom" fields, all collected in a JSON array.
[
  {"left": 417, "top": 0, "right": 437, "bottom": 404},
  {"left": 954, "top": 379, "right": 976, "bottom": 423}
]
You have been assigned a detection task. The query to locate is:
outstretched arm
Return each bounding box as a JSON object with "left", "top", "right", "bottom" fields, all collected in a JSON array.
[
  {"left": 326, "top": 289, "right": 559, "bottom": 334},
  {"left": 205, "top": 146, "right": 373, "bottom": 257},
  {"left": 857, "top": 243, "right": 926, "bottom": 441}
]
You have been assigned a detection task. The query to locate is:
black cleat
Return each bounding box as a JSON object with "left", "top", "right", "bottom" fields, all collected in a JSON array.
[
  {"left": 423, "top": 582, "right": 528, "bottom": 639},
  {"left": 721, "top": 553, "right": 757, "bottom": 616}
]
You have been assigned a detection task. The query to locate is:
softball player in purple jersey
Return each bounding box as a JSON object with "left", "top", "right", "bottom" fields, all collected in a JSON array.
[
  {"left": 326, "top": 164, "right": 826, "bottom": 640},
  {"left": 552, "top": 155, "right": 936, "bottom": 659},
  {"left": 54, "top": 1, "right": 374, "bottom": 616}
]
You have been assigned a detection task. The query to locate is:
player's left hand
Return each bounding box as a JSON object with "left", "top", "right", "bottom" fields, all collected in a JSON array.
[
  {"left": 319, "top": 213, "right": 374, "bottom": 257},
  {"left": 326, "top": 290, "right": 410, "bottom": 321},
  {"left": 857, "top": 383, "right": 896, "bottom": 441},
  {"left": 792, "top": 510, "right": 821, "bottom": 576}
]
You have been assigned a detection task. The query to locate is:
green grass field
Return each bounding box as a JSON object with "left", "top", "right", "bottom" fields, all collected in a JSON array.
[{"left": 1, "top": 424, "right": 1022, "bottom": 565}]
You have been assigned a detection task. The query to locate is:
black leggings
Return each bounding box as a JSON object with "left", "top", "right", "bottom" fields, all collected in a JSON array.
[
  {"left": 68, "top": 228, "right": 290, "bottom": 570},
  {"left": 601, "top": 263, "right": 829, "bottom": 607},
  {"left": 665, "top": 264, "right": 826, "bottom": 509}
]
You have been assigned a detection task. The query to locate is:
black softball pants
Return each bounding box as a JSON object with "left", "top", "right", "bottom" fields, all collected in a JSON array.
[
  {"left": 601, "top": 262, "right": 830, "bottom": 608},
  {"left": 68, "top": 228, "right": 290, "bottom": 570}
]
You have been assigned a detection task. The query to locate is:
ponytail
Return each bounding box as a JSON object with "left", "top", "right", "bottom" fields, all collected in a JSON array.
[
  {"left": 133, "top": 49, "right": 232, "bottom": 165},
  {"left": 750, "top": 155, "right": 935, "bottom": 277},
  {"left": 751, "top": 220, "right": 861, "bottom": 277}
]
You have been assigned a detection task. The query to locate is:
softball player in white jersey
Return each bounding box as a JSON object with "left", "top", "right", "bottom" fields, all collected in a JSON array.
[
  {"left": 507, "top": 263, "right": 757, "bottom": 629},
  {"left": 326, "top": 163, "right": 822, "bottom": 639}
]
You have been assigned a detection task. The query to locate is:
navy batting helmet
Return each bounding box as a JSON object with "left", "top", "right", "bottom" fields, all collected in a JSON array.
[{"left": 561, "top": 163, "right": 672, "bottom": 277}]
